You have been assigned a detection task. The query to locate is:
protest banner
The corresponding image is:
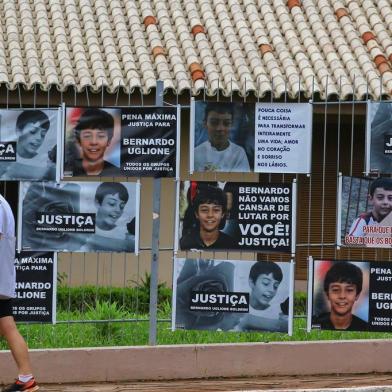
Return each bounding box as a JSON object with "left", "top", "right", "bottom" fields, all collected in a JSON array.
[
  {"left": 338, "top": 175, "right": 392, "bottom": 248},
  {"left": 63, "top": 106, "right": 179, "bottom": 178},
  {"left": 308, "top": 258, "right": 392, "bottom": 332},
  {"left": 0, "top": 108, "right": 61, "bottom": 181},
  {"left": 254, "top": 102, "right": 312, "bottom": 173},
  {"left": 190, "top": 101, "right": 254, "bottom": 173},
  {"left": 18, "top": 181, "right": 140, "bottom": 253},
  {"left": 190, "top": 100, "right": 312, "bottom": 174},
  {"left": 366, "top": 101, "right": 392, "bottom": 174},
  {"left": 176, "top": 181, "right": 296, "bottom": 253},
  {"left": 172, "top": 258, "right": 294, "bottom": 334},
  {"left": 13, "top": 251, "right": 56, "bottom": 323}
]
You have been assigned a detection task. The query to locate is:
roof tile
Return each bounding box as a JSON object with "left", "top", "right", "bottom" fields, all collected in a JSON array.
[{"left": 0, "top": 0, "right": 391, "bottom": 97}]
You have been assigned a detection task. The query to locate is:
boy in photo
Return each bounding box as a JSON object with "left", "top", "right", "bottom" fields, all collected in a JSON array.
[
  {"left": 194, "top": 102, "right": 250, "bottom": 172},
  {"left": 0, "top": 110, "right": 54, "bottom": 180},
  {"left": 82, "top": 183, "right": 135, "bottom": 252},
  {"left": 179, "top": 185, "right": 235, "bottom": 250},
  {"left": 348, "top": 177, "right": 392, "bottom": 238},
  {"left": 234, "top": 261, "right": 288, "bottom": 332},
  {"left": 313, "top": 262, "right": 368, "bottom": 331},
  {"left": 72, "top": 109, "right": 118, "bottom": 176}
]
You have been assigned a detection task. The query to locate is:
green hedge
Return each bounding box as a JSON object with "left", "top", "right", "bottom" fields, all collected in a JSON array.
[
  {"left": 57, "top": 286, "right": 307, "bottom": 316},
  {"left": 294, "top": 291, "right": 307, "bottom": 315},
  {"left": 57, "top": 285, "right": 172, "bottom": 314}
]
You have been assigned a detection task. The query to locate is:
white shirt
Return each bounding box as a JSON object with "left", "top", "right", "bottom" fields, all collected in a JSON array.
[
  {"left": 16, "top": 152, "right": 48, "bottom": 168},
  {"left": 0, "top": 194, "right": 16, "bottom": 298},
  {"left": 348, "top": 214, "right": 377, "bottom": 237},
  {"left": 194, "top": 140, "right": 250, "bottom": 172},
  {"left": 248, "top": 304, "right": 281, "bottom": 319}
]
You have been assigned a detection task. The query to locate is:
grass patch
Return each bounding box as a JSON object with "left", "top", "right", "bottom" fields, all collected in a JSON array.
[
  {"left": 1, "top": 308, "right": 392, "bottom": 350},
  {"left": 0, "top": 289, "right": 389, "bottom": 349}
]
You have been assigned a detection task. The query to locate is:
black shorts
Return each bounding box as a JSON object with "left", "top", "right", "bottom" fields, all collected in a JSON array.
[{"left": 0, "top": 298, "right": 13, "bottom": 318}]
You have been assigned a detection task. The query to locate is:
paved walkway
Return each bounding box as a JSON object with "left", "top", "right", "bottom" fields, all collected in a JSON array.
[{"left": 37, "top": 374, "right": 392, "bottom": 391}]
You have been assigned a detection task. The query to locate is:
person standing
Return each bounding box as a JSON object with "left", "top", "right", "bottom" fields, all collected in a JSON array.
[{"left": 0, "top": 193, "right": 39, "bottom": 391}]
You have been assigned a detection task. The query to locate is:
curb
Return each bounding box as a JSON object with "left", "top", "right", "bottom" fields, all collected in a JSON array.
[
  {"left": 2, "top": 340, "right": 392, "bottom": 384},
  {"left": 226, "top": 388, "right": 392, "bottom": 392}
]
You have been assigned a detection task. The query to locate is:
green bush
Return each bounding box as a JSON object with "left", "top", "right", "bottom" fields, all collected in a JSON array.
[
  {"left": 57, "top": 285, "right": 172, "bottom": 314},
  {"left": 85, "top": 300, "right": 130, "bottom": 339},
  {"left": 57, "top": 284, "right": 306, "bottom": 317},
  {"left": 294, "top": 292, "right": 307, "bottom": 315}
]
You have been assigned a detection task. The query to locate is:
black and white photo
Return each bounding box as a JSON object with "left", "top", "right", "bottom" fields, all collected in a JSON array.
[
  {"left": 19, "top": 181, "right": 140, "bottom": 253},
  {"left": 366, "top": 102, "right": 392, "bottom": 174},
  {"left": 0, "top": 108, "right": 60, "bottom": 180},
  {"left": 173, "top": 258, "right": 293, "bottom": 333}
]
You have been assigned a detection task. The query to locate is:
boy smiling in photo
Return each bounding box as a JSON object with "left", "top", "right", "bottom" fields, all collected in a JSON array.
[{"left": 313, "top": 262, "right": 368, "bottom": 331}]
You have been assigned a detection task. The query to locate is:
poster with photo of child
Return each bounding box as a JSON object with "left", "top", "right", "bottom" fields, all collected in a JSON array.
[
  {"left": 309, "top": 258, "right": 392, "bottom": 332},
  {"left": 0, "top": 108, "right": 61, "bottom": 181},
  {"left": 366, "top": 101, "right": 392, "bottom": 175},
  {"left": 338, "top": 175, "right": 392, "bottom": 248},
  {"left": 18, "top": 181, "right": 140, "bottom": 253},
  {"left": 63, "top": 106, "right": 178, "bottom": 178},
  {"left": 173, "top": 258, "right": 294, "bottom": 334},
  {"left": 176, "top": 181, "right": 296, "bottom": 253}
]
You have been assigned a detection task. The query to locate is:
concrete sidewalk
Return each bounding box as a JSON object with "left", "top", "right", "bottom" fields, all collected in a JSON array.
[{"left": 33, "top": 374, "right": 392, "bottom": 392}]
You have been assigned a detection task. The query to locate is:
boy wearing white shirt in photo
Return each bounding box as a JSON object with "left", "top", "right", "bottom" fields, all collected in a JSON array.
[
  {"left": 234, "top": 261, "right": 288, "bottom": 332},
  {"left": 194, "top": 103, "right": 250, "bottom": 172}
]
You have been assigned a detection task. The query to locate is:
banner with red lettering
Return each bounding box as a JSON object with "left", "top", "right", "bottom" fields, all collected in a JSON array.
[{"left": 338, "top": 175, "right": 392, "bottom": 248}]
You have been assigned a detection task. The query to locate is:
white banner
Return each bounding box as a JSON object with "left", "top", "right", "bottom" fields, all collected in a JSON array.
[{"left": 254, "top": 102, "right": 312, "bottom": 173}]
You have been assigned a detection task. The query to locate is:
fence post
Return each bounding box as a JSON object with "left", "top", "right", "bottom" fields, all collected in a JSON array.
[{"left": 149, "top": 80, "right": 164, "bottom": 345}]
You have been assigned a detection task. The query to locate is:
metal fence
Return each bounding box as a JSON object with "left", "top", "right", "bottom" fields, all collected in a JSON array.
[{"left": 0, "top": 78, "right": 391, "bottom": 349}]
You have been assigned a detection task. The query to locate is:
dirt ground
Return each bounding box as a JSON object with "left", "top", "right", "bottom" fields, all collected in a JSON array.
[{"left": 37, "top": 373, "right": 392, "bottom": 391}]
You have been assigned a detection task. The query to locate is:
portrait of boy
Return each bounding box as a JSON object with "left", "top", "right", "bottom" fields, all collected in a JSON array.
[
  {"left": 313, "top": 261, "right": 368, "bottom": 331},
  {"left": 193, "top": 102, "right": 252, "bottom": 172},
  {"left": 234, "top": 261, "right": 288, "bottom": 332},
  {"left": 0, "top": 109, "right": 57, "bottom": 181},
  {"left": 65, "top": 108, "right": 119, "bottom": 177},
  {"left": 179, "top": 185, "right": 235, "bottom": 250},
  {"left": 348, "top": 177, "right": 392, "bottom": 238}
]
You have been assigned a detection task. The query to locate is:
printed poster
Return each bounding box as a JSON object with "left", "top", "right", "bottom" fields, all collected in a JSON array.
[
  {"left": 18, "top": 181, "right": 140, "bottom": 253},
  {"left": 366, "top": 101, "right": 392, "bottom": 174},
  {"left": 13, "top": 251, "right": 57, "bottom": 323},
  {"left": 254, "top": 102, "right": 312, "bottom": 173},
  {"left": 63, "top": 106, "right": 179, "bottom": 178},
  {"left": 172, "top": 258, "right": 294, "bottom": 334},
  {"left": 338, "top": 175, "right": 392, "bottom": 248},
  {"left": 309, "top": 259, "right": 392, "bottom": 332},
  {"left": 190, "top": 101, "right": 255, "bottom": 173},
  {"left": 0, "top": 108, "right": 61, "bottom": 181},
  {"left": 176, "top": 181, "right": 296, "bottom": 253},
  {"left": 190, "top": 101, "right": 312, "bottom": 174}
]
